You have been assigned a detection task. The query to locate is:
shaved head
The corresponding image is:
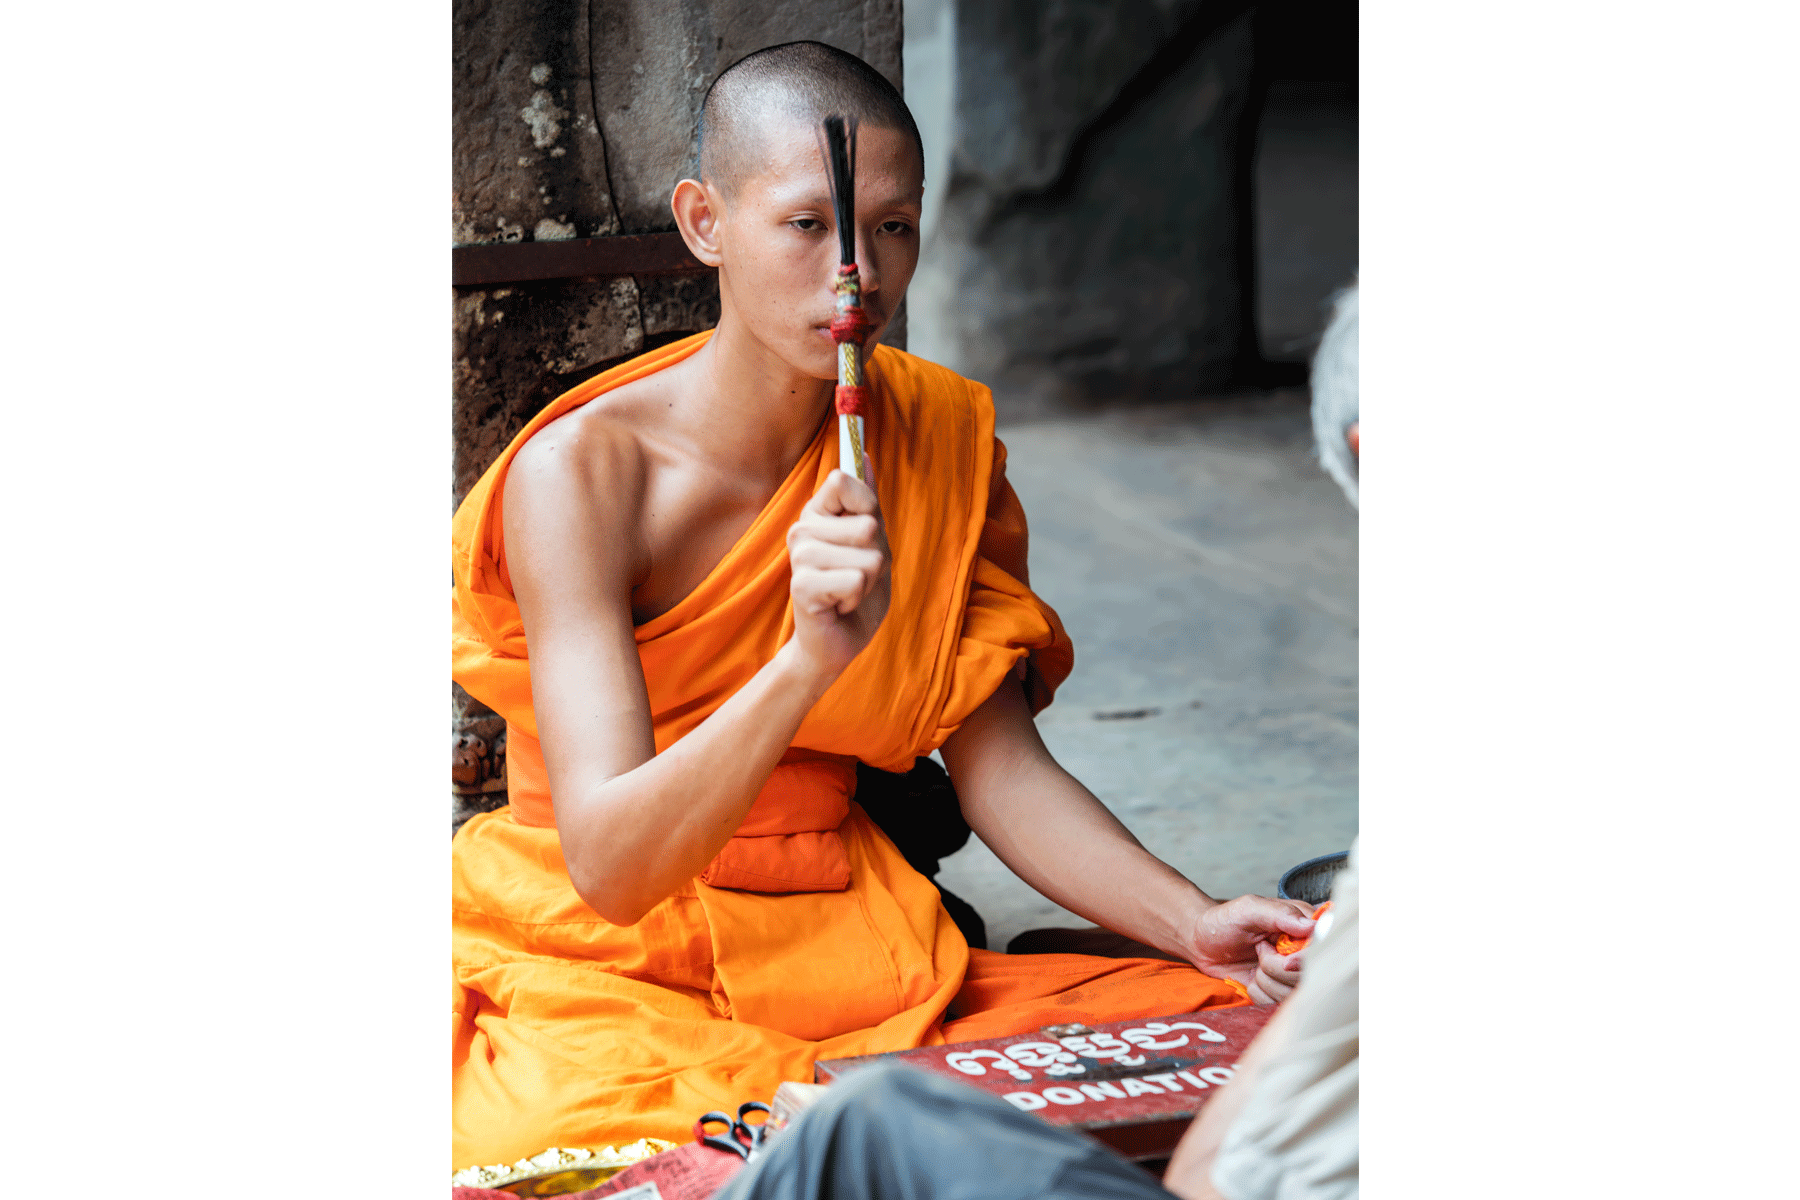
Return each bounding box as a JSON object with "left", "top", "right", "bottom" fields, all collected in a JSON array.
[{"left": 699, "top": 41, "right": 924, "bottom": 200}]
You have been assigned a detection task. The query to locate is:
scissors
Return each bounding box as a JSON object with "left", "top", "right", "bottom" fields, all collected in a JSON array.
[{"left": 694, "top": 1100, "right": 773, "bottom": 1162}]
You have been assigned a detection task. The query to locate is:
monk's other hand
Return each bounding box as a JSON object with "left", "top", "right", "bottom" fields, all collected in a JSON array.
[
  {"left": 786, "top": 469, "right": 893, "bottom": 679},
  {"left": 1183, "top": 894, "right": 1316, "bottom": 1006}
]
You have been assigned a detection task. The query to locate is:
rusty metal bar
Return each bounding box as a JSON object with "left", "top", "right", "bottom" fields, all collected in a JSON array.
[{"left": 452, "top": 232, "right": 710, "bottom": 286}]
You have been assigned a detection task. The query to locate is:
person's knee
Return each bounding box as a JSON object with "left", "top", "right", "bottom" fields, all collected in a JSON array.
[
  {"left": 824, "top": 1062, "right": 1040, "bottom": 1130},
  {"left": 721, "top": 1063, "right": 1168, "bottom": 1200},
  {"left": 795, "top": 1062, "right": 954, "bottom": 1143}
]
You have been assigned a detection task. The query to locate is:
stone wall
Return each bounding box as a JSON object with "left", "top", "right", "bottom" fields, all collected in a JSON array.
[
  {"left": 452, "top": 0, "right": 904, "bottom": 826},
  {"left": 452, "top": 683, "right": 509, "bottom": 834},
  {"left": 451, "top": 274, "right": 723, "bottom": 507},
  {"left": 908, "top": 0, "right": 1258, "bottom": 419},
  {"left": 588, "top": 0, "right": 902, "bottom": 234}
]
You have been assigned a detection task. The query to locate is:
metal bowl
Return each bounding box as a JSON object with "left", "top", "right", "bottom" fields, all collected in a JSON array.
[{"left": 1278, "top": 851, "right": 1349, "bottom": 905}]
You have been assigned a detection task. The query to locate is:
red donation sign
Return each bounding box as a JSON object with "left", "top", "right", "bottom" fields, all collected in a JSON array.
[{"left": 814, "top": 1004, "right": 1273, "bottom": 1161}]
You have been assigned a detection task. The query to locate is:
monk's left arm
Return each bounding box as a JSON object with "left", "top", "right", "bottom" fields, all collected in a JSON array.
[{"left": 940, "top": 677, "right": 1316, "bottom": 1003}]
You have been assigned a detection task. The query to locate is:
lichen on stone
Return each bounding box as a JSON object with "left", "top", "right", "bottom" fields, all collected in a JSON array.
[{"left": 519, "top": 89, "right": 569, "bottom": 149}]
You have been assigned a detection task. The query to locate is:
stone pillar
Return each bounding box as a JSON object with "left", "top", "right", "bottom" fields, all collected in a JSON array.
[
  {"left": 452, "top": 0, "right": 904, "bottom": 827},
  {"left": 908, "top": 0, "right": 1256, "bottom": 419}
]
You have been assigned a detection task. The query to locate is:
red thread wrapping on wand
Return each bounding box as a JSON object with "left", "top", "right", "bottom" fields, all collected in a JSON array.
[
  {"left": 830, "top": 308, "right": 872, "bottom": 344},
  {"left": 835, "top": 385, "right": 869, "bottom": 415}
]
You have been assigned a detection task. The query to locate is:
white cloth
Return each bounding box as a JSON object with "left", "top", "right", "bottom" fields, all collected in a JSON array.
[
  {"left": 1309, "top": 284, "right": 1358, "bottom": 510},
  {"left": 1211, "top": 839, "right": 1359, "bottom": 1200}
]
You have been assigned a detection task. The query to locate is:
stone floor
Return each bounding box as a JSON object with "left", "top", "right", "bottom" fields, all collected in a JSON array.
[{"left": 933, "top": 391, "right": 1359, "bottom": 951}]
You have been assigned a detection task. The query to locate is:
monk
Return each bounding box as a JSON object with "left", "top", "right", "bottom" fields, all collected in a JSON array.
[{"left": 451, "top": 41, "right": 1318, "bottom": 1170}]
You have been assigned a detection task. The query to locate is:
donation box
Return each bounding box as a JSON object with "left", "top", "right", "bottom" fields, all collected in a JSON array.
[{"left": 814, "top": 1004, "right": 1273, "bottom": 1162}]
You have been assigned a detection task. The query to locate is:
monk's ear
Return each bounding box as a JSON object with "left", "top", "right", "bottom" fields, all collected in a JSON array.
[{"left": 672, "top": 179, "right": 725, "bottom": 268}]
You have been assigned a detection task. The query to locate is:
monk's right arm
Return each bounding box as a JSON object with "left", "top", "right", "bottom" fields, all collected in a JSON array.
[
  {"left": 552, "top": 644, "right": 832, "bottom": 927},
  {"left": 505, "top": 430, "right": 886, "bottom": 925}
]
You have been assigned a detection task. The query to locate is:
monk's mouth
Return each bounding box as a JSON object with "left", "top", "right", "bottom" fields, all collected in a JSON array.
[{"left": 813, "top": 317, "right": 883, "bottom": 339}]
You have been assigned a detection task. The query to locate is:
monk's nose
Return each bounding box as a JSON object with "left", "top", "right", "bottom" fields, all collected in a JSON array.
[{"left": 853, "top": 230, "right": 879, "bottom": 295}]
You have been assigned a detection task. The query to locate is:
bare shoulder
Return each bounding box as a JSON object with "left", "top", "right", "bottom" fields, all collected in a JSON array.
[
  {"left": 520, "top": 347, "right": 704, "bottom": 505},
  {"left": 501, "top": 375, "right": 674, "bottom": 592},
  {"left": 508, "top": 398, "right": 646, "bottom": 515}
]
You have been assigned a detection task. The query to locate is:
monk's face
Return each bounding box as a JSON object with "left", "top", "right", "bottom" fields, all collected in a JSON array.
[{"left": 707, "top": 118, "right": 924, "bottom": 380}]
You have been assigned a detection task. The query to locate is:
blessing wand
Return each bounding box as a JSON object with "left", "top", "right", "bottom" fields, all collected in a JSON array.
[{"left": 819, "top": 114, "right": 872, "bottom": 485}]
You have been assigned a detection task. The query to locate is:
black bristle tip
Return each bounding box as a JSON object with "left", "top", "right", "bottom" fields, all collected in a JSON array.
[{"left": 820, "top": 114, "right": 859, "bottom": 267}]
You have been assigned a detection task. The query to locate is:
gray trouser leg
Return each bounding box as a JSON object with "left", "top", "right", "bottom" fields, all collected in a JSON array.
[{"left": 713, "top": 1063, "right": 1176, "bottom": 1200}]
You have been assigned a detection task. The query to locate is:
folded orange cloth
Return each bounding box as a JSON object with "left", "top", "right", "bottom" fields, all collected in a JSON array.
[
  {"left": 1275, "top": 900, "right": 1333, "bottom": 955},
  {"left": 450, "top": 334, "right": 1250, "bottom": 1167}
]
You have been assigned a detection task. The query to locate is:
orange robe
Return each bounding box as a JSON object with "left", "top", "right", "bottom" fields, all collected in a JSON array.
[{"left": 451, "top": 333, "right": 1250, "bottom": 1168}]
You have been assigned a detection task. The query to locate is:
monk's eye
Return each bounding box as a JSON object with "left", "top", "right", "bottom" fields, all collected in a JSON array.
[
  {"left": 878, "top": 220, "right": 914, "bottom": 237},
  {"left": 789, "top": 218, "right": 827, "bottom": 233}
]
